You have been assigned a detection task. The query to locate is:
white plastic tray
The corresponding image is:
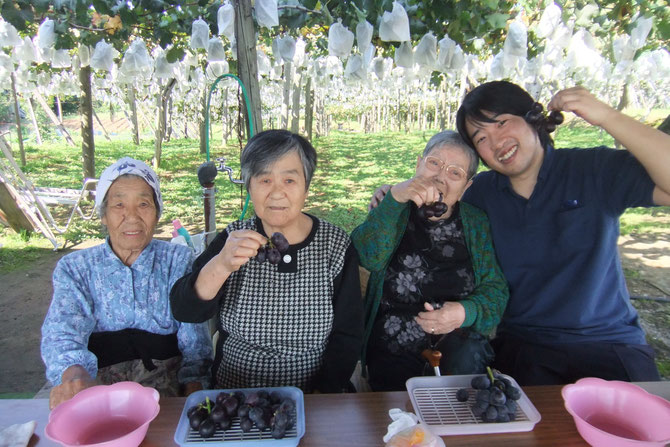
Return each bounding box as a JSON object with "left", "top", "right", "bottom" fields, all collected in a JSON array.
[
  {"left": 406, "top": 374, "right": 541, "bottom": 435},
  {"left": 173, "top": 387, "right": 305, "bottom": 446}
]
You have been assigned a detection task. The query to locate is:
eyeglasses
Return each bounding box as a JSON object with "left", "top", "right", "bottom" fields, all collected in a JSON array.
[{"left": 423, "top": 156, "right": 468, "bottom": 182}]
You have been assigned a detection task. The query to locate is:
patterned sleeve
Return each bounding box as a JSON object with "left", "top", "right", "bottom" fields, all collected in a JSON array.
[
  {"left": 170, "top": 245, "right": 214, "bottom": 388},
  {"left": 458, "top": 204, "right": 509, "bottom": 335},
  {"left": 41, "top": 256, "right": 98, "bottom": 385},
  {"left": 351, "top": 192, "right": 408, "bottom": 272}
]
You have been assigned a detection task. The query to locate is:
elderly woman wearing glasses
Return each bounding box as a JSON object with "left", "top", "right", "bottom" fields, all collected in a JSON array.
[{"left": 352, "top": 130, "right": 509, "bottom": 391}]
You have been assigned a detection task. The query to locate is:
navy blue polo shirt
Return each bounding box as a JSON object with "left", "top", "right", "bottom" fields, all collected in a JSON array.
[{"left": 463, "top": 145, "right": 656, "bottom": 345}]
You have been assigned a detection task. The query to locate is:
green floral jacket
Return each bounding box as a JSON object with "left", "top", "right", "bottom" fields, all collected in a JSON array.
[{"left": 351, "top": 193, "right": 509, "bottom": 369}]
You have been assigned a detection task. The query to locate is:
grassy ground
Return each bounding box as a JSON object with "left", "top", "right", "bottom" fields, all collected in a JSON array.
[{"left": 1, "top": 123, "right": 668, "bottom": 271}]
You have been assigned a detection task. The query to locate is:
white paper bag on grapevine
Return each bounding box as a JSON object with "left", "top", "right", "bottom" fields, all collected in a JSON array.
[
  {"left": 325, "top": 55, "right": 343, "bottom": 77},
  {"left": 537, "top": 3, "right": 562, "bottom": 39},
  {"left": 13, "top": 37, "right": 38, "bottom": 64},
  {"left": 363, "top": 44, "right": 375, "bottom": 66},
  {"left": 190, "top": 17, "right": 210, "bottom": 50},
  {"left": 372, "top": 56, "right": 391, "bottom": 80},
  {"left": 630, "top": 16, "right": 652, "bottom": 50},
  {"left": 256, "top": 0, "right": 279, "bottom": 29},
  {"left": 379, "top": 2, "right": 410, "bottom": 42},
  {"left": 90, "top": 40, "right": 117, "bottom": 72},
  {"left": 120, "top": 39, "right": 151, "bottom": 78},
  {"left": 344, "top": 54, "right": 366, "bottom": 81},
  {"left": 207, "top": 37, "right": 226, "bottom": 61},
  {"left": 51, "top": 49, "right": 71, "bottom": 68},
  {"left": 217, "top": 1, "right": 235, "bottom": 40},
  {"left": 0, "top": 21, "right": 22, "bottom": 47},
  {"left": 0, "top": 53, "right": 13, "bottom": 80},
  {"left": 78, "top": 44, "right": 90, "bottom": 67},
  {"left": 356, "top": 21, "right": 373, "bottom": 54},
  {"left": 613, "top": 35, "right": 635, "bottom": 63},
  {"left": 154, "top": 52, "right": 176, "bottom": 79},
  {"left": 328, "top": 20, "right": 354, "bottom": 58},
  {"left": 37, "top": 18, "right": 55, "bottom": 50},
  {"left": 276, "top": 35, "right": 296, "bottom": 64},
  {"left": 394, "top": 41, "right": 414, "bottom": 68},
  {"left": 503, "top": 19, "right": 527, "bottom": 59},
  {"left": 206, "top": 60, "right": 229, "bottom": 80},
  {"left": 294, "top": 38, "right": 306, "bottom": 67},
  {"left": 415, "top": 33, "right": 437, "bottom": 69},
  {"left": 257, "top": 49, "right": 271, "bottom": 76}
]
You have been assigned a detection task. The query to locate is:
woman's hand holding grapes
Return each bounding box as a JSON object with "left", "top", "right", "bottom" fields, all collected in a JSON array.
[
  {"left": 215, "top": 230, "right": 267, "bottom": 273},
  {"left": 390, "top": 176, "right": 441, "bottom": 208}
]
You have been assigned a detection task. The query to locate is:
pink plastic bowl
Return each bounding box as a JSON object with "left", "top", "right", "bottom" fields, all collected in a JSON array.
[
  {"left": 562, "top": 378, "right": 670, "bottom": 447},
  {"left": 45, "top": 381, "right": 160, "bottom": 447}
]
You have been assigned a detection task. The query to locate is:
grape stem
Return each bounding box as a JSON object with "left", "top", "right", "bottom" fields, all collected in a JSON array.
[{"left": 486, "top": 366, "right": 495, "bottom": 383}]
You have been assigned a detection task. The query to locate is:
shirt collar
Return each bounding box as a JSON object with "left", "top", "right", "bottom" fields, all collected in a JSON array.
[{"left": 102, "top": 237, "right": 156, "bottom": 271}]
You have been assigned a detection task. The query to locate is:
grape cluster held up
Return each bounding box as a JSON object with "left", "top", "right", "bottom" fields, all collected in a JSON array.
[
  {"left": 456, "top": 367, "right": 522, "bottom": 423},
  {"left": 417, "top": 194, "right": 448, "bottom": 219},
  {"left": 187, "top": 389, "right": 297, "bottom": 440},
  {"left": 256, "top": 232, "right": 290, "bottom": 265}
]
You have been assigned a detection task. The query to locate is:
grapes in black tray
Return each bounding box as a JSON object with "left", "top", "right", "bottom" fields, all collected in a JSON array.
[
  {"left": 255, "top": 232, "right": 290, "bottom": 264},
  {"left": 461, "top": 367, "right": 522, "bottom": 423},
  {"left": 185, "top": 389, "right": 297, "bottom": 440}
]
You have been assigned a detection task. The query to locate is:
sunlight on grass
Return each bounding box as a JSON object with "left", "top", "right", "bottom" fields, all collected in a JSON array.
[{"left": 1, "top": 127, "right": 668, "bottom": 271}]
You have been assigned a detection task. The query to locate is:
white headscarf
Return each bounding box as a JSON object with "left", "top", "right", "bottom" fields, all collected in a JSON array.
[{"left": 95, "top": 157, "right": 163, "bottom": 217}]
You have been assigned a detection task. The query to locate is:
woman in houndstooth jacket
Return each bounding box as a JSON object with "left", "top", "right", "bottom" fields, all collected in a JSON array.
[{"left": 171, "top": 130, "right": 363, "bottom": 393}]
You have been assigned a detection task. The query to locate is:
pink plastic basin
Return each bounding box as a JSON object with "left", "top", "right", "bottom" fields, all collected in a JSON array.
[
  {"left": 45, "top": 381, "right": 160, "bottom": 447},
  {"left": 562, "top": 378, "right": 670, "bottom": 447}
]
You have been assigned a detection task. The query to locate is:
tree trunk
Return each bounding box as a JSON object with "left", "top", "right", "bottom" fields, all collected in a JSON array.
[
  {"left": 304, "top": 76, "right": 314, "bottom": 141},
  {"left": 127, "top": 85, "right": 140, "bottom": 145},
  {"left": 282, "top": 61, "right": 293, "bottom": 129},
  {"left": 79, "top": 65, "right": 95, "bottom": 179},
  {"left": 154, "top": 78, "right": 176, "bottom": 169},
  {"left": 234, "top": 0, "right": 263, "bottom": 135},
  {"left": 290, "top": 70, "right": 301, "bottom": 133},
  {"left": 93, "top": 110, "right": 112, "bottom": 141},
  {"left": 10, "top": 73, "right": 25, "bottom": 167},
  {"left": 56, "top": 95, "right": 63, "bottom": 123},
  {"left": 26, "top": 97, "right": 42, "bottom": 146}
]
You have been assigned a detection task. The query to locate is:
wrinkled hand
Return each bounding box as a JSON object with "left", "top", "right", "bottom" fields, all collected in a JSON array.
[
  {"left": 390, "top": 177, "right": 441, "bottom": 207},
  {"left": 548, "top": 86, "right": 615, "bottom": 127},
  {"left": 368, "top": 184, "right": 392, "bottom": 211},
  {"left": 415, "top": 302, "right": 465, "bottom": 335},
  {"left": 214, "top": 229, "right": 267, "bottom": 274},
  {"left": 49, "top": 365, "right": 96, "bottom": 410}
]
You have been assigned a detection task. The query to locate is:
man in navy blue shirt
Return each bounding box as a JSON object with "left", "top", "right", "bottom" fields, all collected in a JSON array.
[
  {"left": 370, "top": 81, "right": 669, "bottom": 385},
  {"left": 451, "top": 81, "right": 670, "bottom": 385}
]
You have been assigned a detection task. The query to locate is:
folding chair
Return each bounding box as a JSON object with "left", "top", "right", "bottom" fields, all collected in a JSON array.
[{"left": 0, "top": 135, "right": 97, "bottom": 250}]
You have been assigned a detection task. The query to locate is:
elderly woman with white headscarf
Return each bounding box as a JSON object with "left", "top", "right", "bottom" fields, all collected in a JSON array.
[{"left": 41, "top": 157, "right": 212, "bottom": 409}]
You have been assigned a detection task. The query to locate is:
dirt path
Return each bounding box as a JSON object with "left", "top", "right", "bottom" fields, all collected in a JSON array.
[{"left": 1, "top": 234, "right": 668, "bottom": 395}]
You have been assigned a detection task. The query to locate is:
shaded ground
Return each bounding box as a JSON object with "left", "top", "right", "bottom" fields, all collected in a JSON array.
[{"left": 0, "top": 233, "right": 668, "bottom": 395}]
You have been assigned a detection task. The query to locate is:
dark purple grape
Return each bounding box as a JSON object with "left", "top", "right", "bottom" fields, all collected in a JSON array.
[
  {"left": 484, "top": 405, "right": 498, "bottom": 422},
  {"left": 198, "top": 418, "right": 216, "bottom": 438},
  {"left": 432, "top": 202, "right": 447, "bottom": 217},
  {"left": 266, "top": 247, "right": 281, "bottom": 264},
  {"left": 424, "top": 207, "right": 435, "bottom": 218},
  {"left": 490, "top": 388, "right": 507, "bottom": 406},
  {"left": 272, "top": 410, "right": 289, "bottom": 430},
  {"left": 475, "top": 389, "right": 491, "bottom": 403},
  {"left": 222, "top": 396, "right": 239, "bottom": 416},
  {"left": 189, "top": 408, "right": 208, "bottom": 430},
  {"left": 215, "top": 392, "right": 230, "bottom": 406},
  {"left": 416, "top": 206, "right": 426, "bottom": 219},
  {"left": 549, "top": 110, "right": 564, "bottom": 125},
  {"left": 233, "top": 391, "right": 246, "bottom": 405},
  {"left": 505, "top": 385, "right": 521, "bottom": 401},
  {"left": 256, "top": 245, "right": 267, "bottom": 263},
  {"left": 456, "top": 388, "right": 469, "bottom": 402},
  {"left": 471, "top": 375, "right": 491, "bottom": 390},
  {"left": 210, "top": 405, "right": 227, "bottom": 424},
  {"left": 270, "top": 232, "right": 289, "bottom": 253},
  {"left": 239, "top": 416, "right": 253, "bottom": 432},
  {"left": 257, "top": 390, "right": 271, "bottom": 401},
  {"left": 271, "top": 425, "right": 286, "bottom": 439},
  {"left": 219, "top": 415, "right": 232, "bottom": 431},
  {"left": 245, "top": 392, "right": 259, "bottom": 406},
  {"left": 237, "top": 403, "right": 251, "bottom": 418},
  {"left": 531, "top": 102, "right": 543, "bottom": 113},
  {"left": 249, "top": 406, "right": 265, "bottom": 426},
  {"left": 270, "top": 391, "right": 283, "bottom": 405}
]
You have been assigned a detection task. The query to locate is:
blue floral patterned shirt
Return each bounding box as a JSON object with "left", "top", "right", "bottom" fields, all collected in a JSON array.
[{"left": 41, "top": 238, "right": 212, "bottom": 386}]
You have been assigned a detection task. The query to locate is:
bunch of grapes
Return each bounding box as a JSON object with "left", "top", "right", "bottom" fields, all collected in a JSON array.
[
  {"left": 456, "top": 367, "right": 522, "bottom": 423},
  {"left": 256, "top": 232, "right": 290, "bottom": 265},
  {"left": 186, "top": 389, "right": 297, "bottom": 440},
  {"left": 417, "top": 194, "right": 448, "bottom": 219}
]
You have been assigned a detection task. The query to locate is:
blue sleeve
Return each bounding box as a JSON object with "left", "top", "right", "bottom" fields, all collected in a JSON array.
[
  {"left": 41, "top": 256, "right": 98, "bottom": 385},
  {"left": 591, "top": 148, "right": 656, "bottom": 215}
]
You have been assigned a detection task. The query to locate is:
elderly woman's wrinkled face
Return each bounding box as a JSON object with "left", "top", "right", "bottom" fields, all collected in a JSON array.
[
  {"left": 101, "top": 176, "right": 158, "bottom": 260},
  {"left": 249, "top": 150, "right": 308, "bottom": 232},
  {"left": 416, "top": 144, "right": 473, "bottom": 213}
]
